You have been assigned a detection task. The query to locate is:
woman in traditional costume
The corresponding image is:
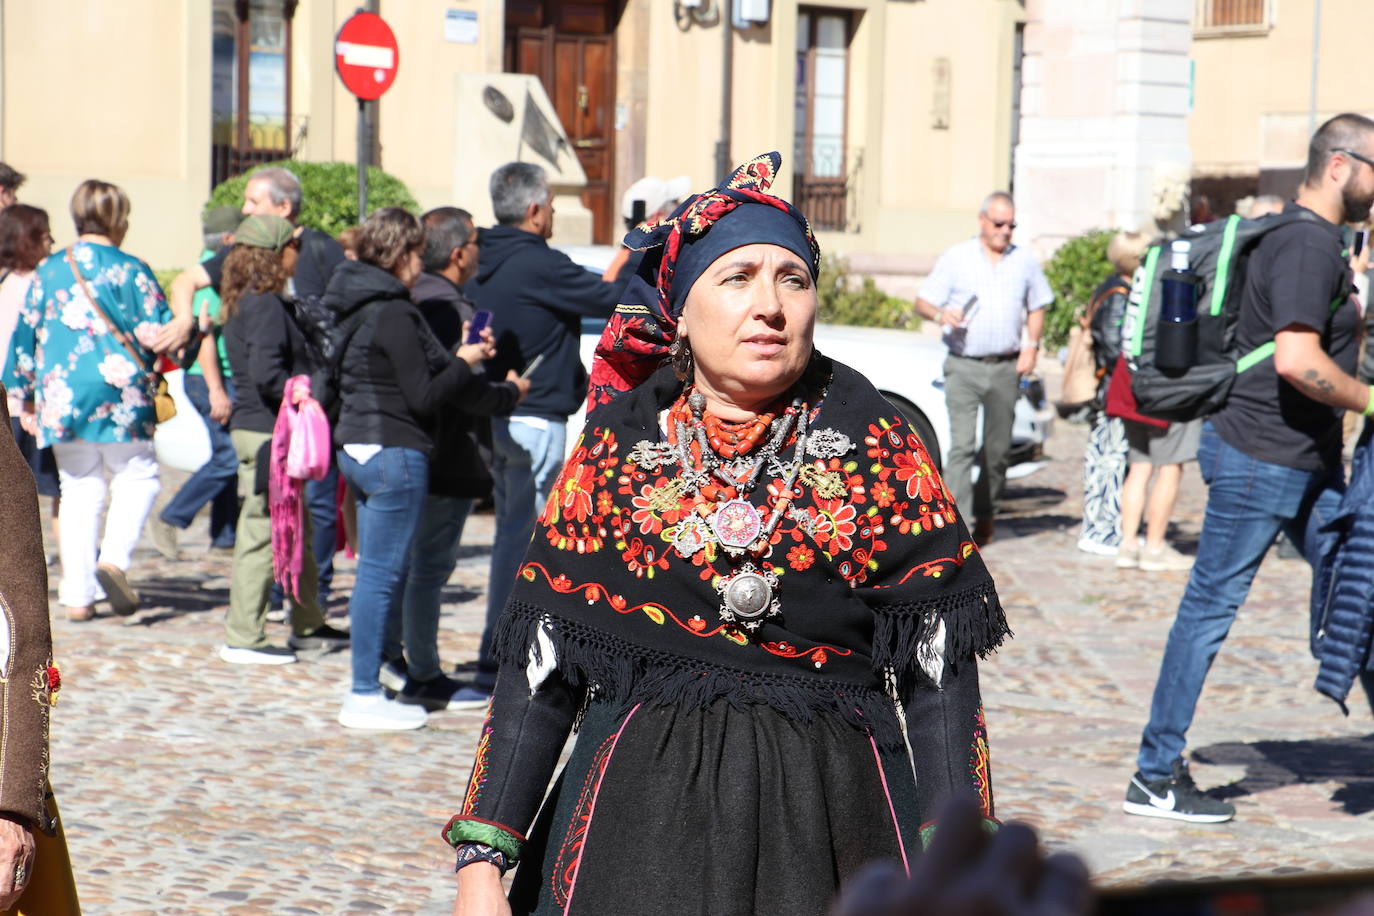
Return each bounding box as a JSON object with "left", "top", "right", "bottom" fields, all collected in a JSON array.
[{"left": 446, "top": 154, "right": 1009, "bottom": 916}]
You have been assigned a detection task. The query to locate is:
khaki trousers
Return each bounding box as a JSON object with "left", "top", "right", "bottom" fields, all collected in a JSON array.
[
  {"left": 942, "top": 354, "right": 1019, "bottom": 521},
  {"left": 224, "top": 429, "right": 326, "bottom": 648}
]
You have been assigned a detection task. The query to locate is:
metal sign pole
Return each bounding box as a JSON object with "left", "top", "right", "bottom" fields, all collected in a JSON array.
[{"left": 357, "top": 97, "right": 369, "bottom": 221}]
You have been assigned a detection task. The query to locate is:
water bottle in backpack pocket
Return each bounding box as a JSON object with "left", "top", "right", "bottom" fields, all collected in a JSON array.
[{"left": 1155, "top": 239, "right": 1201, "bottom": 372}]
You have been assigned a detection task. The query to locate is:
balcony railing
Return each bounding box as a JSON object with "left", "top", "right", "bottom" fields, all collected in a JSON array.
[
  {"left": 1196, "top": 0, "right": 1270, "bottom": 34},
  {"left": 792, "top": 147, "right": 864, "bottom": 233},
  {"left": 210, "top": 115, "right": 309, "bottom": 189}
]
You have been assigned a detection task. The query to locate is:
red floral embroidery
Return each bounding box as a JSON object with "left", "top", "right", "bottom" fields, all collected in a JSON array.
[
  {"left": 787, "top": 544, "right": 815, "bottom": 571},
  {"left": 558, "top": 462, "right": 598, "bottom": 524}
]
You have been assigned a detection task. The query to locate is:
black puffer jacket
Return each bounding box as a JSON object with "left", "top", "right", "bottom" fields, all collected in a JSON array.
[
  {"left": 325, "top": 259, "right": 478, "bottom": 455},
  {"left": 411, "top": 271, "right": 520, "bottom": 498}
]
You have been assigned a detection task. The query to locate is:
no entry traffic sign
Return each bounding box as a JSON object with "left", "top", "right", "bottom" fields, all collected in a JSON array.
[{"left": 335, "top": 11, "right": 399, "bottom": 100}]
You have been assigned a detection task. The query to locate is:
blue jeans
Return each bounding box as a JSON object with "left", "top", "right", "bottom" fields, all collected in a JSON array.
[
  {"left": 160, "top": 375, "right": 239, "bottom": 547},
  {"left": 479, "top": 417, "right": 566, "bottom": 688},
  {"left": 338, "top": 447, "right": 429, "bottom": 695},
  {"left": 1136, "top": 423, "right": 1345, "bottom": 779},
  {"left": 307, "top": 465, "right": 339, "bottom": 596},
  {"left": 386, "top": 494, "right": 475, "bottom": 683}
]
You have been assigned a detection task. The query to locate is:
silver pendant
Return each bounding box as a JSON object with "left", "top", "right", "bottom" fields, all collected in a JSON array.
[
  {"left": 672, "top": 515, "right": 710, "bottom": 558},
  {"left": 711, "top": 499, "right": 763, "bottom": 549},
  {"left": 716, "top": 563, "right": 781, "bottom": 631},
  {"left": 806, "top": 427, "right": 853, "bottom": 459},
  {"left": 629, "top": 439, "right": 675, "bottom": 472}
]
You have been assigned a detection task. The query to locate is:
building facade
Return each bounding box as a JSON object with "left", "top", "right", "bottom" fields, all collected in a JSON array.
[
  {"left": 0, "top": 0, "right": 1037, "bottom": 271},
  {"left": 1189, "top": 0, "right": 1369, "bottom": 217},
  {"left": 19, "top": 1, "right": 1325, "bottom": 274}
]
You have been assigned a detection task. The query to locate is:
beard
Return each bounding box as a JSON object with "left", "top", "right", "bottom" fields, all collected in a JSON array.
[{"left": 1341, "top": 172, "right": 1374, "bottom": 223}]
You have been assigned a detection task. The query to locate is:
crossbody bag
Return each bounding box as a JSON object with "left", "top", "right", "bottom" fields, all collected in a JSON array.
[{"left": 65, "top": 247, "right": 176, "bottom": 423}]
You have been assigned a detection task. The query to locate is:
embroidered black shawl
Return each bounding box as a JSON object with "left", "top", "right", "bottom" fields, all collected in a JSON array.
[{"left": 492, "top": 358, "right": 1008, "bottom": 750}]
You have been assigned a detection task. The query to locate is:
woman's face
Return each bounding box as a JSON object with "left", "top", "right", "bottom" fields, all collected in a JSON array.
[
  {"left": 395, "top": 246, "right": 423, "bottom": 288},
  {"left": 680, "top": 243, "right": 817, "bottom": 413}
]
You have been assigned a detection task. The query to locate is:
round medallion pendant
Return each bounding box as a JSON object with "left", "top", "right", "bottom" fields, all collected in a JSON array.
[
  {"left": 723, "top": 570, "right": 772, "bottom": 621},
  {"left": 715, "top": 563, "right": 781, "bottom": 632},
  {"left": 711, "top": 499, "right": 763, "bottom": 550}
]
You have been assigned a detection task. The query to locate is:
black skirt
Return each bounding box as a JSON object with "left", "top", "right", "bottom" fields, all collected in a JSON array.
[{"left": 509, "top": 698, "right": 920, "bottom": 916}]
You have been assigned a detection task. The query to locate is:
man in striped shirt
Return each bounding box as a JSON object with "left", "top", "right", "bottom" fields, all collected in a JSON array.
[{"left": 915, "top": 192, "right": 1053, "bottom": 545}]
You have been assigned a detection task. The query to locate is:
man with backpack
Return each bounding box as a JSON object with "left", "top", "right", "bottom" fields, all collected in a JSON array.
[
  {"left": 167, "top": 167, "right": 346, "bottom": 605},
  {"left": 1124, "top": 113, "right": 1374, "bottom": 824}
]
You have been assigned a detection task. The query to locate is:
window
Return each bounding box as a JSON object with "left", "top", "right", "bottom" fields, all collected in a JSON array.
[
  {"left": 1197, "top": 0, "right": 1270, "bottom": 32},
  {"left": 211, "top": 0, "right": 301, "bottom": 188},
  {"left": 793, "top": 9, "right": 855, "bottom": 231}
]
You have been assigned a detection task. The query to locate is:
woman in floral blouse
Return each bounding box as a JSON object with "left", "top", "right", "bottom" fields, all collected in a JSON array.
[{"left": 4, "top": 179, "right": 173, "bottom": 621}]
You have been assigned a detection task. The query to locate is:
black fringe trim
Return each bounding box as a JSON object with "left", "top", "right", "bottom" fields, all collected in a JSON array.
[
  {"left": 868, "top": 582, "right": 1011, "bottom": 687},
  {"left": 493, "top": 600, "right": 906, "bottom": 751}
]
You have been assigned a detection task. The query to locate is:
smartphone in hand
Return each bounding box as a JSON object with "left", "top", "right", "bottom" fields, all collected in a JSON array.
[{"left": 465, "top": 310, "right": 493, "bottom": 345}]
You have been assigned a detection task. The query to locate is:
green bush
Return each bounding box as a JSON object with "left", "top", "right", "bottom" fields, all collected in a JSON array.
[
  {"left": 1042, "top": 228, "right": 1115, "bottom": 352},
  {"left": 205, "top": 160, "right": 420, "bottom": 237},
  {"left": 817, "top": 255, "right": 919, "bottom": 330}
]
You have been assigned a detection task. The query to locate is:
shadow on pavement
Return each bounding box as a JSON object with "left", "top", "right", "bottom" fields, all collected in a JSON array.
[
  {"left": 1001, "top": 514, "right": 1079, "bottom": 538},
  {"left": 133, "top": 576, "right": 228, "bottom": 624},
  {"left": 1193, "top": 735, "right": 1374, "bottom": 814}
]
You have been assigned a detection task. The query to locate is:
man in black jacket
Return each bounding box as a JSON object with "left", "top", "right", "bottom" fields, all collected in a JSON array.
[
  {"left": 463, "top": 162, "right": 625, "bottom": 701},
  {"left": 381, "top": 207, "right": 528, "bottom": 710}
]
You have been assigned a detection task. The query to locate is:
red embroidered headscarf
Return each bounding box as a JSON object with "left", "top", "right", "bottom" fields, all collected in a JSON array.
[{"left": 586, "top": 152, "right": 820, "bottom": 411}]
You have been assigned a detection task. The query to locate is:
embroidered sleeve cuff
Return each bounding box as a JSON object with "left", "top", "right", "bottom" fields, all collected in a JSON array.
[
  {"left": 442, "top": 815, "right": 526, "bottom": 864},
  {"left": 454, "top": 842, "right": 512, "bottom": 876}
]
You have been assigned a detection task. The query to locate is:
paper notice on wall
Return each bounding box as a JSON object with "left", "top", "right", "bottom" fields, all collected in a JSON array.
[{"left": 445, "top": 9, "right": 478, "bottom": 43}]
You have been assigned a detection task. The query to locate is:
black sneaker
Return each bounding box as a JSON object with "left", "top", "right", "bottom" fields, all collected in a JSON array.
[
  {"left": 287, "top": 624, "right": 351, "bottom": 650},
  {"left": 1123, "top": 758, "right": 1235, "bottom": 823},
  {"left": 398, "top": 674, "right": 479, "bottom": 712}
]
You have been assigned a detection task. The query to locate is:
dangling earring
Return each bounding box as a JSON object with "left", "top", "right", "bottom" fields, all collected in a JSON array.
[{"left": 668, "top": 334, "right": 694, "bottom": 382}]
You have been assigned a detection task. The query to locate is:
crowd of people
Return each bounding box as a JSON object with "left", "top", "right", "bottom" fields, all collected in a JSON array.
[
  {"left": 1, "top": 113, "right": 1373, "bottom": 912},
  {"left": 0, "top": 161, "right": 613, "bottom": 732}
]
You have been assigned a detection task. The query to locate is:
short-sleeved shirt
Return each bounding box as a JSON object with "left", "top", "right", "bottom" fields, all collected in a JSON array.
[
  {"left": 188, "top": 248, "right": 231, "bottom": 378},
  {"left": 3, "top": 241, "right": 173, "bottom": 447},
  {"left": 919, "top": 237, "right": 1054, "bottom": 357},
  {"left": 1211, "top": 202, "right": 1356, "bottom": 472},
  {"left": 202, "top": 226, "right": 344, "bottom": 300}
]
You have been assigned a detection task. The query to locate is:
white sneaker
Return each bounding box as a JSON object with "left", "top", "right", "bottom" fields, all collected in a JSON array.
[
  {"left": 1139, "top": 544, "right": 1194, "bottom": 572},
  {"left": 1077, "top": 536, "right": 1119, "bottom": 557},
  {"left": 338, "top": 692, "right": 428, "bottom": 730},
  {"left": 219, "top": 644, "right": 297, "bottom": 665},
  {"left": 1115, "top": 544, "right": 1140, "bottom": 569}
]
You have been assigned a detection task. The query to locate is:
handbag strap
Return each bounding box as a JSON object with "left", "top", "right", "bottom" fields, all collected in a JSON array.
[{"left": 65, "top": 246, "right": 153, "bottom": 373}]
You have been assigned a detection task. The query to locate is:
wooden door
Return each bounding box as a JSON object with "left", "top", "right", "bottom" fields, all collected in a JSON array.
[{"left": 505, "top": 5, "right": 618, "bottom": 243}]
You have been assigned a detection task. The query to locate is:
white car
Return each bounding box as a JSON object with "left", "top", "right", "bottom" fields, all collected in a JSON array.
[
  {"left": 560, "top": 245, "right": 1051, "bottom": 471},
  {"left": 156, "top": 253, "right": 1052, "bottom": 477},
  {"left": 574, "top": 318, "right": 1050, "bottom": 472}
]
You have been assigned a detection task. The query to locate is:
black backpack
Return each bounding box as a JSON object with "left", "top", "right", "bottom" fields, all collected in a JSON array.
[
  {"left": 286, "top": 295, "right": 376, "bottom": 425},
  {"left": 1123, "top": 209, "right": 1340, "bottom": 421}
]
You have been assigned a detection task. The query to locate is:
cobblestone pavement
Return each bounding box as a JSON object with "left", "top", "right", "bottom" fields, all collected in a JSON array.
[{"left": 43, "top": 414, "right": 1374, "bottom": 913}]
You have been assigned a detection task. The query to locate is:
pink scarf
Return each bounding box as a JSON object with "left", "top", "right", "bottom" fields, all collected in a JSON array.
[{"left": 270, "top": 376, "right": 331, "bottom": 599}]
